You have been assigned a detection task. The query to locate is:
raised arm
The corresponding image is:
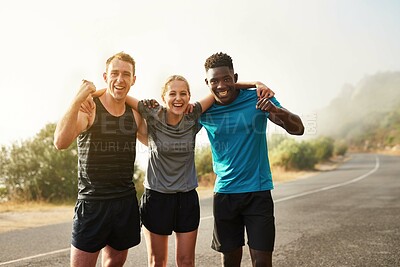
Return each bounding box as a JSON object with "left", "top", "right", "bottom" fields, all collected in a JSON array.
[
  {"left": 257, "top": 99, "right": 304, "bottom": 135},
  {"left": 54, "top": 80, "right": 96, "bottom": 150},
  {"left": 235, "top": 81, "right": 275, "bottom": 99}
]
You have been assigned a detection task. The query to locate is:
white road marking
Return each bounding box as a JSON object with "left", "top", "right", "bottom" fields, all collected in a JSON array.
[
  {"left": 0, "top": 248, "right": 70, "bottom": 266},
  {"left": 0, "top": 155, "right": 379, "bottom": 265},
  {"left": 275, "top": 155, "right": 379, "bottom": 203}
]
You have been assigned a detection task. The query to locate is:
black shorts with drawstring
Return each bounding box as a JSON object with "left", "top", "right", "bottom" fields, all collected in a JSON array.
[
  {"left": 140, "top": 188, "right": 200, "bottom": 235},
  {"left": 71, "top": 194, "right": 141, "bottom": 253}
]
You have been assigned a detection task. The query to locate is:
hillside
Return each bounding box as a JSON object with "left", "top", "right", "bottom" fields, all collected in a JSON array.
[{"left": 317, "top": 71, "right": 400, "bottom": 149}]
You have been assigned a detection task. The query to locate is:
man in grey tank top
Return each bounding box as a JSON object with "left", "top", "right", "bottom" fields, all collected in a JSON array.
[{"left": 54, "top": 52, "right": 147, "bottom": 267}]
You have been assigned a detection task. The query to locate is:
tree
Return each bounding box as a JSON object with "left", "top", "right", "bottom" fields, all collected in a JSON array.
[
  {"left": 1, "top": 123, "right": 145, "bottom": 202},
  {"left": 2, "top": 123, "right": 78, "bottom": 201}
]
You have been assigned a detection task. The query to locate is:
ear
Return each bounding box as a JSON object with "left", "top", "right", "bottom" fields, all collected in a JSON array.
[
  {"left": 234, "top": 73, "right": 238, "bottom": 83},
  {"left": 131, "top": 75, "right": 136, "bottom": 86},
  {"left": 205, "top": 78, "right": 209, "bottom": 85},
  {"left": 103, "top": 72, "right": 107, "bottom": 82}
]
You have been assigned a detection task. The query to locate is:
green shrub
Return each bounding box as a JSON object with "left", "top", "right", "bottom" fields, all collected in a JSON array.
[
  {"left": 334, "top": 140, "right": 348, "bottom": 156},
  {"left": 310, "top": 136, "right": 334, "bottom": 162},
  {"left": 270, "top": 139, "right": 317, "bottom": 170}
]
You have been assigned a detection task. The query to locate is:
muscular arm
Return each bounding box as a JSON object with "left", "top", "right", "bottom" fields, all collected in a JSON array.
[
  {"left": 235, "top": 81, "right": 275, "bottom": 99},
  {"left": 54, "top": 80, "right": 95, "bottom": 150},
  {"left": 257, "top": 99, "right": 304, "bottom": 135}
]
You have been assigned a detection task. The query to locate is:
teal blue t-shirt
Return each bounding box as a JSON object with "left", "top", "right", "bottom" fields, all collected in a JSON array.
[{"left": 199, "top": 90, "right": 281, "bottom": 193}]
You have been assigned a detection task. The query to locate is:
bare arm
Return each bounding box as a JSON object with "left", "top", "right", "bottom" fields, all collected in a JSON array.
[
  {"left": 125, "top": 95, "right": 140, "bottom": 111},
  {"left": 133, "top": 109, "right": 148, "bottom": 146},
  {"left": 257, "top": 99, "right": 304, "bottom": 135},
  {"left": 54, "top": 80, "right": 96, "bottom": 150},
  {"left": 94, "top": 88, "right": 140, "bottom": 110},
  {"left": 198, "top": 94, "right": 215, "bottom": 113},
  {"left": 235, "top": 81, "right": 275, "bottom": 99}
]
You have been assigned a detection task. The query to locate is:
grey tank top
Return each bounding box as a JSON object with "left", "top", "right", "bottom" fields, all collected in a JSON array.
[
  {"left": 138, "top": 101, "right": 202, "bottom": 193},
  {"left": 77, "top": 97, "right": 137, "bottom": 200}
]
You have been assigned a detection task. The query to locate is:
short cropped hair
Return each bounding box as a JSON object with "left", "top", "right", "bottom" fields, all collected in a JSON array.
[
  {"left": 204, "top": 52, "right": 234, "bottom": 71},
  {"left": 106, "top": 52, "right": 136, "bottom": 75}
]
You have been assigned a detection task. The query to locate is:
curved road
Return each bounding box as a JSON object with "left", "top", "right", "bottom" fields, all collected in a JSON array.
[{"left": 0, "top": 153, "right": 399, "bottom": 266}]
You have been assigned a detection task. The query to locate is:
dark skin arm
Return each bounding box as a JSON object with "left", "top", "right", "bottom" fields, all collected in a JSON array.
[{"left": 256, "top": 98, "right": 304, "bottom": 135}]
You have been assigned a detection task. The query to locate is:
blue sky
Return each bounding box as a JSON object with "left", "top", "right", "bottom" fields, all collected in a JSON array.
[{"left": 1, "top": 0, "right": 399, "bottom": 149}]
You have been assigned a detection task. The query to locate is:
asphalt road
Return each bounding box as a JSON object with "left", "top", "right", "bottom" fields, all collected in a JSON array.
[{"left": 0, "top": 153, "right": 399, "bottom": 266}]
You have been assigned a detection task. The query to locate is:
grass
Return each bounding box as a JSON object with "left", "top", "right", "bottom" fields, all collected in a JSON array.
[{"left": 0, "top": 200, "right": 73, "bottom": 213}]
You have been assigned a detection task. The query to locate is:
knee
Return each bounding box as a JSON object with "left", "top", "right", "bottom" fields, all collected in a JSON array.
[
  {"left": 102, "top": 253, "right": 127, "bottom": 267},
  {"left": 222, "top": 248, "right": 242, "bottom": 267},
  {"left": 103, "top": 257, "right": 126, "bottom": 267},
  {"left": 176, "top": 255, "right": 195, "bottom": 267},
  {"left": 249, "top": 249, "right": 272, "bottom": 267},
  {"left": 148, "top": 256, "right": 167, "bottom": 267}
]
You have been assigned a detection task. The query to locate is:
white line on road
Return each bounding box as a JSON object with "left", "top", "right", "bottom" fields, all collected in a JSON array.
[
  {"left": 0, "top": 248, "right": 70, "bottom": 266},
  {"left": 0, "top": 155, "right": 379, "bottom": 265},
  {"left": 275, "top": 155, "right": 379, "bottom": 203}
]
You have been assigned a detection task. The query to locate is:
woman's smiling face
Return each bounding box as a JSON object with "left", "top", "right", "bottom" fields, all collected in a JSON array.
[{"left": 162, "top": 80, "right": 190, "bottom": 116}]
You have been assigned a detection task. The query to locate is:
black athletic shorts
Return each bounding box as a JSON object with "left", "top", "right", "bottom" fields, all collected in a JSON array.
[
  {"left": 212, "top": 190, "right": 275, "bottom": 252},
  {"left": 140, "top": 188, "right": 200, "bottom": 235},
  {"left": 71, "top": 194, "right": 141, "bottom": 253}
]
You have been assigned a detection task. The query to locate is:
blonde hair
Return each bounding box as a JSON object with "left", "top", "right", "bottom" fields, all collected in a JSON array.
[
  {"left": 161, "top": 75, "right": 191, "bottom": 98},
  {"left": 105, "top": 51, "right": 136, "bottom": 75}
]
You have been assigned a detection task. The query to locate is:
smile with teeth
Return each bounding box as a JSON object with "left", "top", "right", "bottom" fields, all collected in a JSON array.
[
  {"left": 173, "top": 103, "right": 184, "bottom": 108},
  {"left": 218, "top": 90, "right": 228, "bottom": 97},
  {"left": 114, "top": 85, "right": 124, "bottom": 90}
]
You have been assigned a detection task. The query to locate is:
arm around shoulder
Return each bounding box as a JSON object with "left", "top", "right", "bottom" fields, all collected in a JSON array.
[{"left": 199, "top": 94, "right": 215, "bottom": 113}]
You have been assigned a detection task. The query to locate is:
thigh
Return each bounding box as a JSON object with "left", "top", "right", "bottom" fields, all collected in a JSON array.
[
  {"left": 244, "top": 191, "right": 275, "bottom": 251},
  {"left": 142, "top": 226, "right": 169, "bottom": 265},
  {"left": 175, "top": 230, "right": 198, "bottom": 265},
  {"left": 70, "top": 245, "right": 100, "bottom": 267},
  {"left": 175, "top": 190, "right": 200, "bottom": 233},
  {"left": 212, "top": 193, "right": 245, "bottom": 252}
]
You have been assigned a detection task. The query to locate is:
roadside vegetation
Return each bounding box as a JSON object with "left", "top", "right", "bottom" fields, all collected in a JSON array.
[{"left": 3, "top": 70, "right": 400, "bottom": 204}]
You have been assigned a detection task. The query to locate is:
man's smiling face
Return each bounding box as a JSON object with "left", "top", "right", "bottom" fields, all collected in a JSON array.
[{"left": 205, "top": 66, "right": 238, "bottom": 105}]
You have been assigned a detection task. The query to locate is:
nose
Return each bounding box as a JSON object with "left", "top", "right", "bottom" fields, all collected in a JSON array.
[{"left": 117, "top": 74, "right": 123, "bottom": 82}]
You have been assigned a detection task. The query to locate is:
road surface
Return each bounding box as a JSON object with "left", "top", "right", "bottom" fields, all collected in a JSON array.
[{"left": 0, "top": 153, "right": 399, "bottom": 266}]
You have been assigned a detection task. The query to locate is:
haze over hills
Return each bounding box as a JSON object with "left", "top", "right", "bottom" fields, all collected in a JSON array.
[{"left": 316, "top": 71, "right": 400, "bottom": 148}]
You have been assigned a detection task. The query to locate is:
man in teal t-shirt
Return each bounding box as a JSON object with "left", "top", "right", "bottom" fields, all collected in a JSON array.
[{"left": 199, "top": 52, "right": 304, "bottom": 267}]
